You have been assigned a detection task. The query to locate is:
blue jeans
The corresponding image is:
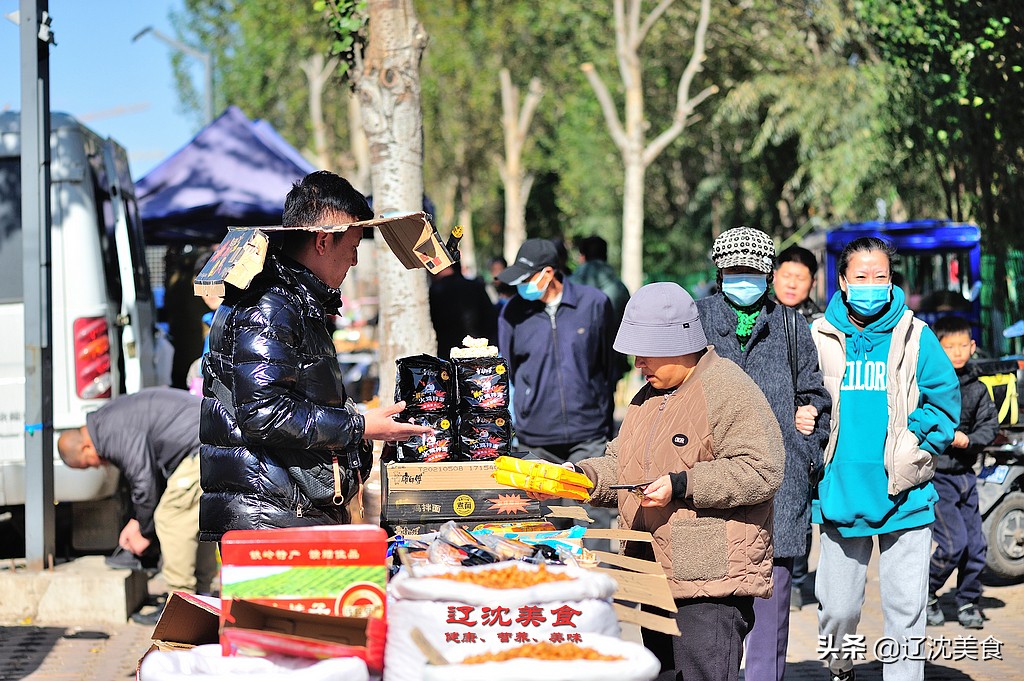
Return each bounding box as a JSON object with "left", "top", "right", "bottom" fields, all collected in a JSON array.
[{"left": 929, "top": 471, "right": 987, "bottom": 606}]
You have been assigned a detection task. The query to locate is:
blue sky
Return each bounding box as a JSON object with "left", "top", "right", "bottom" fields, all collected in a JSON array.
[{"left": 1, "top": 1, "right": 204, "bottom": 180}]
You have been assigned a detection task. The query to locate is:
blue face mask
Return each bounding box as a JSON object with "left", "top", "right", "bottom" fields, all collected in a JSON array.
[
  {"left": 721, "top": 274, "right": 768, "bottom": 307},
  {"left": 517, "top": 271, "right": 550, "bottom": 301},
  {"left": 844, "top": 281, "right": 892, "bottom": 316}
]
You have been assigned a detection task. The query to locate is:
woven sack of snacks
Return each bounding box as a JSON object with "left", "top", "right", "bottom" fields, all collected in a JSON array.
[
  {"left": 421, "top": 634, "right": 660, "bottom": 681},
  {"left": 383, "top": 562, "right": 619, "bottom": 681}
]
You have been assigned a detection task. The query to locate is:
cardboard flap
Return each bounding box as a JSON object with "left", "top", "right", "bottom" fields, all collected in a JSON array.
[
  {"left": 152, "top": 592, "right": 223, "bottom": 648},
  {"left": 582, "top": 528, "right": 655, "bottom": 542},
  {"left": 193, "top": 228, "right": 269, "bottom": 297},
  {"left": 613, "top": 603, "right": 681, "bottom": 636},
  {"left": 593, "top": 567, "right": 677, "bottom": 612},
  {"left": 375, "top": 212, "right": 457, "bottom": 274},
  {"left": 590, "top": 550, "right": 665, "bottom": 575},
  {"left": 194, "top": 212, "right": 458, "bottom": 297},
  {"left": 225, "top": 598, "right": 369, "bottom": 646},
  {"left": 545, "top": 506, "right": 594, "bottom": 523}
]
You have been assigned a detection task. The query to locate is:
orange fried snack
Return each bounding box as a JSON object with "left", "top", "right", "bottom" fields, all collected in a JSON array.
[
  {"left": 461, "top": 641, "right": 624, "bottom": 664},
  {"left": 432, "top": 563, "right": 573, "bottom": 589}
]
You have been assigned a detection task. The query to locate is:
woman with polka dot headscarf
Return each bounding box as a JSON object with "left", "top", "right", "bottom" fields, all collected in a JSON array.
[{"left": 696, "top": 226, "right": 831, "bottom": 681}]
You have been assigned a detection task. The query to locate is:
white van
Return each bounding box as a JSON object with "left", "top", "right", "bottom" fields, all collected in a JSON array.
[{"left": 0, "top": 112, "right": 157, "bottom": 549}]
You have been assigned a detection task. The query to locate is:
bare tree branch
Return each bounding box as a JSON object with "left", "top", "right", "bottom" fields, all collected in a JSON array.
[
  {"left": 642, "top": 0, "right": 715, "bottom": 166},
  {"left": 520, "top": 173, "right": 535, "bottom": 208},
  {"left": 499, "top": 67, "right": 518, "bottom": 156},
  {"left": 637, "top": 0, "right": 676, "bottom": 47},
  {"left": 644, "top": 84, "right": 717, "bottom": 165},
  {"left": 581, "top": 63, "right": 628, "bottom": 152},
  {"left": 518, "top": 77, "right": 544, "bottom": 140},
  {"left": 614, "top": 0, "right": 634, "bottom": 88}
]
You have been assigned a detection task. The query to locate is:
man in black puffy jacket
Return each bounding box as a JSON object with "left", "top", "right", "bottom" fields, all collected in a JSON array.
[{"left": 199, "top": 171, "right": 431, "bottom": 541}]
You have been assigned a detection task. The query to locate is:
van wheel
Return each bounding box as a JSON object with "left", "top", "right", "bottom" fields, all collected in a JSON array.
[{"left": 984, "top": 491, "right": 1024, "bottom": 583}]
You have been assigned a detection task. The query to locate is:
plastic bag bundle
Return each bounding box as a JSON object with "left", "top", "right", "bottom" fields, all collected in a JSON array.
[
  {"left": 459, "top": 413, "right": 513, "bottom": 460},
  {"left": 395, "top": 355, "right": 453, "bottom": 413},
  {"left": 450, "top": 355, "right": 513, "bottom": 460},
  {"left": 388, "top": 413, "right": 456, "bottom": 463},
  {"left": 388, "top": 355, "right": 460, "bottom": 462},
  {"left": 454, "top": 356, "right": 509, "bottom": 411},
  {"left": 492, "top": 455, "right": 594, "bottom": 500}
]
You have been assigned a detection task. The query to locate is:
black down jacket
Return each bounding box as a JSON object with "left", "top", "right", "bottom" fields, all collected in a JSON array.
[{"left": 199, "top": 252, "right": 371, "bottom": 542}]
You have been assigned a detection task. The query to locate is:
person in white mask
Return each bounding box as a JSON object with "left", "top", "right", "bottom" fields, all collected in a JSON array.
[{"left": 696, "top": 226, "right": 832, "bottom": 681}]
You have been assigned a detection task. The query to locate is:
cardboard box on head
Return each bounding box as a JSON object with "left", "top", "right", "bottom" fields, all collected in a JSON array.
[{"left": 193, "top": 211, "right": 462, "bottom": 298}]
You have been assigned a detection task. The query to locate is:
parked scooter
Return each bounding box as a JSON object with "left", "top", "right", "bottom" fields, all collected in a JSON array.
[
  {"left": 976, "top": 358, "right": 1024, "bottom": 582},
  {"left": 979, "top": 427, "right": 1024, "bottom": 581}
]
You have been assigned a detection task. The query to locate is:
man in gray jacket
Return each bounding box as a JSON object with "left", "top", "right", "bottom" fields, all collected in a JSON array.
[{"left": 58, "top": 387, "right": 216, "bottom": 604}]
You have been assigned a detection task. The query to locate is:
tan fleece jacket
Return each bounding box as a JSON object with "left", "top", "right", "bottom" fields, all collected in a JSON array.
[{"left": 578, "top": 348, "right": 785, "bottom": 600}]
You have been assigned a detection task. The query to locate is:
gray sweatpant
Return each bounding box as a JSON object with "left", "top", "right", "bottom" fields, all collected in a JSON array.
[{"left": 816, "top": 523, "right": 931, "bottom": 681}]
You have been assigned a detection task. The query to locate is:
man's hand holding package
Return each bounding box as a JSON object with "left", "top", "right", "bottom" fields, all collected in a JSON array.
[{"left": 362, "top": 400, "right": 434, "bottom": 441}]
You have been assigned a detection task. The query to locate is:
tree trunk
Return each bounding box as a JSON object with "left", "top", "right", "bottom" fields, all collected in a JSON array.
[
  {"left": 457, "top": 175, "right": 478, "bottom": 278},
  {"left": 347, "top": 92, "right": 372, "bottom": 194},
  {"left": 582, "top": 0, "right": 715, "bottom": 293},
  {"left": 354, "top": 0, "right": 435, "bottom": 404},
  {"left": 300, "top": 53, "right": 338, "bottom": 170},
  {"left": 498, "top": 68, "right": 544, "bottom": 263},
  {"left": 621, "top": 159, "right": 646, "bottom": 291}
]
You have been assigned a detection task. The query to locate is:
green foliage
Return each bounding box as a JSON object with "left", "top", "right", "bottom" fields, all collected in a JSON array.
[
  {"left": 317, "top": 0, "right": 367, "bottom": 78},
  {"left": 171, "top": 0, "right": 355, "bottom": 163},
  {"left": 855, "top": 0, "right": 1024, "bottom": 245},
  {"left": 164, "top": 0, "right": 1020, "bottom": 282}
]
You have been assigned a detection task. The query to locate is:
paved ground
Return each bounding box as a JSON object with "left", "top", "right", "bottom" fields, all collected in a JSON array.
[{"left": 1, "top": 534, "right": 1022, "bottom": 680}]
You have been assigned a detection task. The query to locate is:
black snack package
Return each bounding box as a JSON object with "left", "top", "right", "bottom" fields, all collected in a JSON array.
[
  {"left": 454, "top": 356, "right": 510, "bottom": 412},
  {"left": 458, "top": 411, "right": 513, "bottom": 460},
  {"left": 393, "top": 412, "right": 457, "bottom": 463},
  {"left": 395, "top": 355, "right": 453, "bottom": 413}
]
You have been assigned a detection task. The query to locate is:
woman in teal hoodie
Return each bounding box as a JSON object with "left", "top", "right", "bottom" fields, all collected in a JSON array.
[{"left": 810, "top": 237, "right": 959, "bottom": 681}]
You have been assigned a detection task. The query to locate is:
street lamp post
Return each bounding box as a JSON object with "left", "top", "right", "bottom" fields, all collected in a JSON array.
[{"left": 132, "top": 26, "right": 213, "bottom": 125}]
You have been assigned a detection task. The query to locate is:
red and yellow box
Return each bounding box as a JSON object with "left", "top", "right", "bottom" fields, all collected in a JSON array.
[{"left": 219, "top": 525, "right": 388, "bottom": 621}]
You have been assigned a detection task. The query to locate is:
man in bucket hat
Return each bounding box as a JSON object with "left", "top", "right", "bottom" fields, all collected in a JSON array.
[
  {"left": 556, "top": 282, "right": 786, "bottom": 681},
  {"left": 199, "top": 171, "right": 431, "bottom": 541}
]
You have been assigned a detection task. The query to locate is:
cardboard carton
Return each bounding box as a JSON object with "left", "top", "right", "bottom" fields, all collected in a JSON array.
[
  {"left": 221, "top": 598, "right": 385, "bottom": 671},
  {"left": 219, "top": 525, "right": 388, "bottom": 620},
  {"left": 193, "top": 212, "right": 458, "bottom": 297},
  {"left": 380, "top": 461, "right": 544, "bottom": 534},
  {"left": 149, "top": 592, "right": 222, "bottom": 652},
  {"left": 144, "top": 592, "right": 384, "bottom": 673}
]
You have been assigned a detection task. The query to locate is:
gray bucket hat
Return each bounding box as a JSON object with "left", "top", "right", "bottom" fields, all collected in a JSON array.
[{"left": 614, "top": 282, "right": 708, "bottom": 357}]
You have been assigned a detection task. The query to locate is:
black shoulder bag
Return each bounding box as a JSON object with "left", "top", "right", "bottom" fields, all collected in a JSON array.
[{"left": 208, "top": 374, "right": 365, "bottom": 508}]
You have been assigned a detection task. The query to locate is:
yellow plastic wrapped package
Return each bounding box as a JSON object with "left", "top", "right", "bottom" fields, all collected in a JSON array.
[
  {"left": 493, "top": 469, "right": 591, "bottom": 502},
  {"left": 493, "top": 456, "right": 594, "bottom": 488}
]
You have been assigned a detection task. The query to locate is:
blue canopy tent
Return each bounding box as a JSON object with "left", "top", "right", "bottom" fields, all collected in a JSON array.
[{"left": 136, "top": 106, "right": 315, "bottom": 244}]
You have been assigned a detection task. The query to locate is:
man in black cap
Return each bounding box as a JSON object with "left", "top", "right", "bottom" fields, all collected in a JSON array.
[{"left": 497, "top": 238, "right": 617, "bottom": 468}]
